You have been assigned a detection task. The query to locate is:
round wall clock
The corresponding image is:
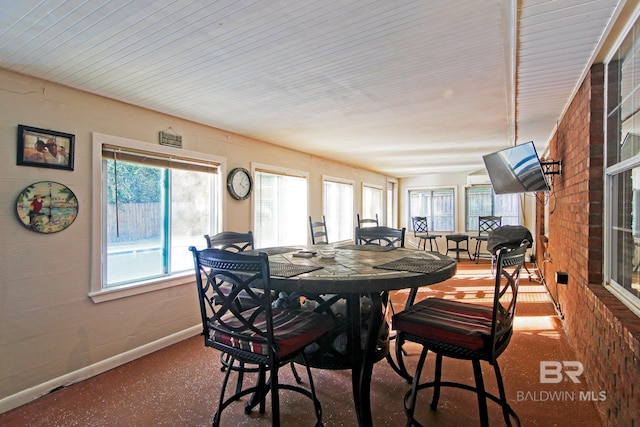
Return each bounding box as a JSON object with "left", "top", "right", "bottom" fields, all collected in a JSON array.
[
  {"left": 16, "top": 181, "right": 78, "bottom": 233},
  {"left": 227, "top": 167, "right": 253, "bottom": 200}
]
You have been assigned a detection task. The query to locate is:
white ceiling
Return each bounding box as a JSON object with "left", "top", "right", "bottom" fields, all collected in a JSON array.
[{"left": 0, "top": 0, "right": 623, "bottom": 177}]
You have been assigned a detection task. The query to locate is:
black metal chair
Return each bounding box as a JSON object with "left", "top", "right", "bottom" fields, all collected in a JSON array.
[
  {"left": 355, "top": 225, "right": 405, "bottom": 247},
  {"left": 357, "top": 213, "right": 379, "bottom": 227},
  {"left": 487, "top": 225, "right": 534, "bottom": 281},
  {"left": 411, "top": 216, "right": 441, "bottom": 252},
  {"left": 204, "top": 231, "right": 254, "bottom": 252},
  {"left": 355, "top": 225, "right": 408, "bottom": 377},
  {"left": 190, "top": 247, "right": 335, "bottom": 426},
  {"left": 204, "top": 231, "right": 301, "bottom": 393},
  {"left": 205, "top": 231, "right": 257, "bottom": 389},
  {"left": 471, "top": 216, "right": 502, "bottom": 264},
  {"left": 392, "top": 242, "right": 527, "bottom": 427},
  {"left": 308, "top": 215, "right": 328, "bottom": 244}
]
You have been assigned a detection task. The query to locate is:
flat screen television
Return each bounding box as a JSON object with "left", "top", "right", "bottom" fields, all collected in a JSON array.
[{"left": 482, "top": 141, "right": 549, "bottom": 194}]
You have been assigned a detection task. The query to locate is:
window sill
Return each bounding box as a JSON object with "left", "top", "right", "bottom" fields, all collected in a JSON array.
[
  {"left": 603, "top": 282, "right": 640, "bottom": 318},
  {"left": 89, "top": 272, "right": 194, "bottom": 303}
]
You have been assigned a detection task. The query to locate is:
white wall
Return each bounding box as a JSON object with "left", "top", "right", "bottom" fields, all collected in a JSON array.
[{"left": 0, "top": 69, "right": 388, "bottom": 411}]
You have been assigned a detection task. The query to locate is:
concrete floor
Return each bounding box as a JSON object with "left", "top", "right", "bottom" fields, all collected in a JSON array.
[{"left": 0, "top": 259, "right": 604, "bottom": 426}]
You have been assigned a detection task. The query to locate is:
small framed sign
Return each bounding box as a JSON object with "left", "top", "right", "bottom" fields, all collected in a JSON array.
[
  {"left": 159, "top": 128, "right": 182, "bottom": 148},
  {"left": 17, "top": 125, "right": 75, "bottom": 171}
]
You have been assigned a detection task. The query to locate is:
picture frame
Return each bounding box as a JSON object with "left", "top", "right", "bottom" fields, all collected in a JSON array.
[{"left": 17, "top": 125, "right": 75, "bottom": 171}]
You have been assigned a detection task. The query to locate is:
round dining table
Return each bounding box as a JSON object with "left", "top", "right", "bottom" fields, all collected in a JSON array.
[{"left": 254, "top": 243, "right": 457, "bottom": 427}]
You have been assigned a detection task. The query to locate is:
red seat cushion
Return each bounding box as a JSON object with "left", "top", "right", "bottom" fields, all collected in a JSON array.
[
  {"left": 393, "top": 298, "right": 501, "bottom": 351},
  {"left": 211, "top": 308, "right": 335, "bottom": 358}
]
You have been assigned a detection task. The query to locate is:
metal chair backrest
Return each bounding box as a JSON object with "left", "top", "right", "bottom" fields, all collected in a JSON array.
[
  {"left": 478, "top": 216, "right": 502, "bottom": 237},
  {"left": 189, "top": 247, "right": 275, "bottom": 361},
  {"left": 489, "top": 242, "right": 526, "bottom": 360},
  {"left": 204, "top": 231, "right": 254, "bottom": 252},
  {"left": 487, "top": 225, "right": 534, "bottom": 253},
  {"left": 411, "top": 216, "right": 430, "bottom": 236},
  {"left": 357, "top": 213, "right": 379, "bottom": 228},
  {"left": 309, "top": 215, "right": 329, "bottom": 244},
  {"left": 355, "top": 226, "right": 405, "bottom": 247}
]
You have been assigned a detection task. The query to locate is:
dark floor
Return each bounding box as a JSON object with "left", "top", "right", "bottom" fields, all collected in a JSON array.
[{"left": 0, "top": 259, "right": 604, "bottom": 426}]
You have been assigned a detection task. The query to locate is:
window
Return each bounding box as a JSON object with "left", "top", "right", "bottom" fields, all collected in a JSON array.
[
  {"left": 409, "top": 189, "right": 454, "bottom": 232},
  {"left": 362, "top": 184, "right": 383, "bottom": 222},
  {"left": 386, "top": 180, "right": 397, "bottom": 227},
  {"left": 91, "top": 134, "right": 222, "bottom": 301},
  {"left": 605, "top": 15, "right": 640, "bottom": 315},
  {"left": 465, "top": 187, "right": 521, "bottom": 231},
  {"left": 324, "top": 178, "right": 354, "bottom": 242},
  {"left": 254, "top": 167, "right": 308, "bottom": 248}
]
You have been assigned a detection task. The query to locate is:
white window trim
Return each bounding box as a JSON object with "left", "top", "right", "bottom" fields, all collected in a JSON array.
[
  {"left": 322, "top": 174, "right": 355, "bottom": 213},
  {"left": 386, "top": 178, "right": 398, "bottom": 228},
  {"left": 252, "top": 163, "right": 309, "bottom": 179},
  {"left": 602, "top": 3, "right": 640, "bottom": 317},
  {"left": 252, "top": 163, "right": 310, "bottom": 247},
  {"left": 323, "top": 175, "right": 355, "bottom": 185},
  {"left": 89, "top": 133, "right": 225, "bottom": 303},
  {"left": 322, "top": 175, "right": 355, "bottom": 243},
  {"left": 361, "top": 181, "right": 384, "bottom": 222},
  {"left": 407, "top": 185, "right": 457, "bottom": 232},
  {"left": 362, "top": 182, "right": 383, "bottom": 190},
  {"left": 463, "top": 185, "right": 523, "bottom": 231},
  {"left": 252, "top": 162, "right": 310, "bottom": 222},
  {"left": 604, "top": 156, "right": 640, "bottom": 317}
]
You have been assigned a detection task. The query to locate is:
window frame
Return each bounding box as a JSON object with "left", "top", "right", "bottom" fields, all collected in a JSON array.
[
  {"left": 90, "top": 133, "right": 224, "bottom": 303},
  {"left": 408, "top": 187, "right": 456, "bottom": 233},
  {"left": 603, "top": 8, "right": 640, "bottom": 317},
  {"left": 361, "top": 182, "right": 384, "bottom": 223},
  {"left": 386, "top": 178, "right": 398, "bottom": 228},
  {"left": 323, "top": 176, "right": 355, "bottom": 243},
  {"left": 604, "top": 157, "right": 640, "bottom": 317},
  {"left": 464, "top": 186, "right": 522, "bottom": 231},
  {"left": 252, "top": 163, "right": 309, "bottom": 248}
]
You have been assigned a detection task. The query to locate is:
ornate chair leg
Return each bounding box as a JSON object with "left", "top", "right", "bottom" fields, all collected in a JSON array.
[
  {"left": 405, "top": 347, "right": 428, "bottom": 427},
  {"left": 472, "top": 359, "right": 489, "bottom": 427},
  {"left": 213, "top": 358, "right": 233, "bottom": 427},
  {"left": 493, "top": 362, "right": 515, "bottom": 426},
  {"left": 430, "top": 353, "right": 443, "bottom": 410},
  {"left": 389, "top": 332, "right": 412, "bottom": 382},
  {"left": 235, "top": 362, "right": 245, "bottom": 395},
  {"left": 270, "top": 365, "right": 280, "bottom": 426},
  {"left": 388, "top": 287, "right": 420, "bottom": 382},
  {"left": 290, "top": 361, "right": 301, "bottom": 383},
  {"left": 300, "top": 353, "right": 323, "bottom": 425}
]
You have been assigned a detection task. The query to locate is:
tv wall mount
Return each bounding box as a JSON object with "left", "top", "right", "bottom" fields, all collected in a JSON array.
[{"left": 540, "top": 160, "right": 562, "bottom": 176}]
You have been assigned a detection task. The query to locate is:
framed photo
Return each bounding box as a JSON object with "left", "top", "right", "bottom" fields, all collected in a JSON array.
[{"left": 17, "top": 125, "right": 75, "bottom": 171}]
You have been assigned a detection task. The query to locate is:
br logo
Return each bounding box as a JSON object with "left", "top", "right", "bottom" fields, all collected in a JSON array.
[{"left": 540, "top": 361, "right": 583, "bottom": 383}]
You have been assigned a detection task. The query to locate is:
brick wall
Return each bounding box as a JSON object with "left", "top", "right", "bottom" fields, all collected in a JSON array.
[{"left": 536, "top": 64, "right": 640, "bottom": 426}]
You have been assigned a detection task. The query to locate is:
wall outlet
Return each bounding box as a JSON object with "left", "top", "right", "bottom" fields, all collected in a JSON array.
[{"left": 556, "top": 271, "right": 569, "bottom": 285}]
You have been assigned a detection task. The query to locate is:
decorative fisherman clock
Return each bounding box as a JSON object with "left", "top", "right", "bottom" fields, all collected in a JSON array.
[{"left": 16, "top": 181, "right": 78, "bottom": 233}]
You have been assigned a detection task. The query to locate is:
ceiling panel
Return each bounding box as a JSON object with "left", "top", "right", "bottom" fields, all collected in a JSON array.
[{"left": 0, "top": 0, "right": 623, "bottom": 177}]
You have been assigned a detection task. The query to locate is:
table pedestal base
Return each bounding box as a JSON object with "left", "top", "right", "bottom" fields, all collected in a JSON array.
[
  {"left": 297, "top": 292, "right": 388, "bottom": 426},
  {"left": 446, "top": 234, "right": 472, "bottom": 261}
]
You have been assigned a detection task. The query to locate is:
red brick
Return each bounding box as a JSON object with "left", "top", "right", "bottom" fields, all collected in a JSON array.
[{"left": 536, "top": 65, "right": 640, "bottom": 427}]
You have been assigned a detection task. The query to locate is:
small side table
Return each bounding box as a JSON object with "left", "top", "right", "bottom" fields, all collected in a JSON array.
[{"left": 446, "top": 234, "right": 472, "bottom": 261}]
